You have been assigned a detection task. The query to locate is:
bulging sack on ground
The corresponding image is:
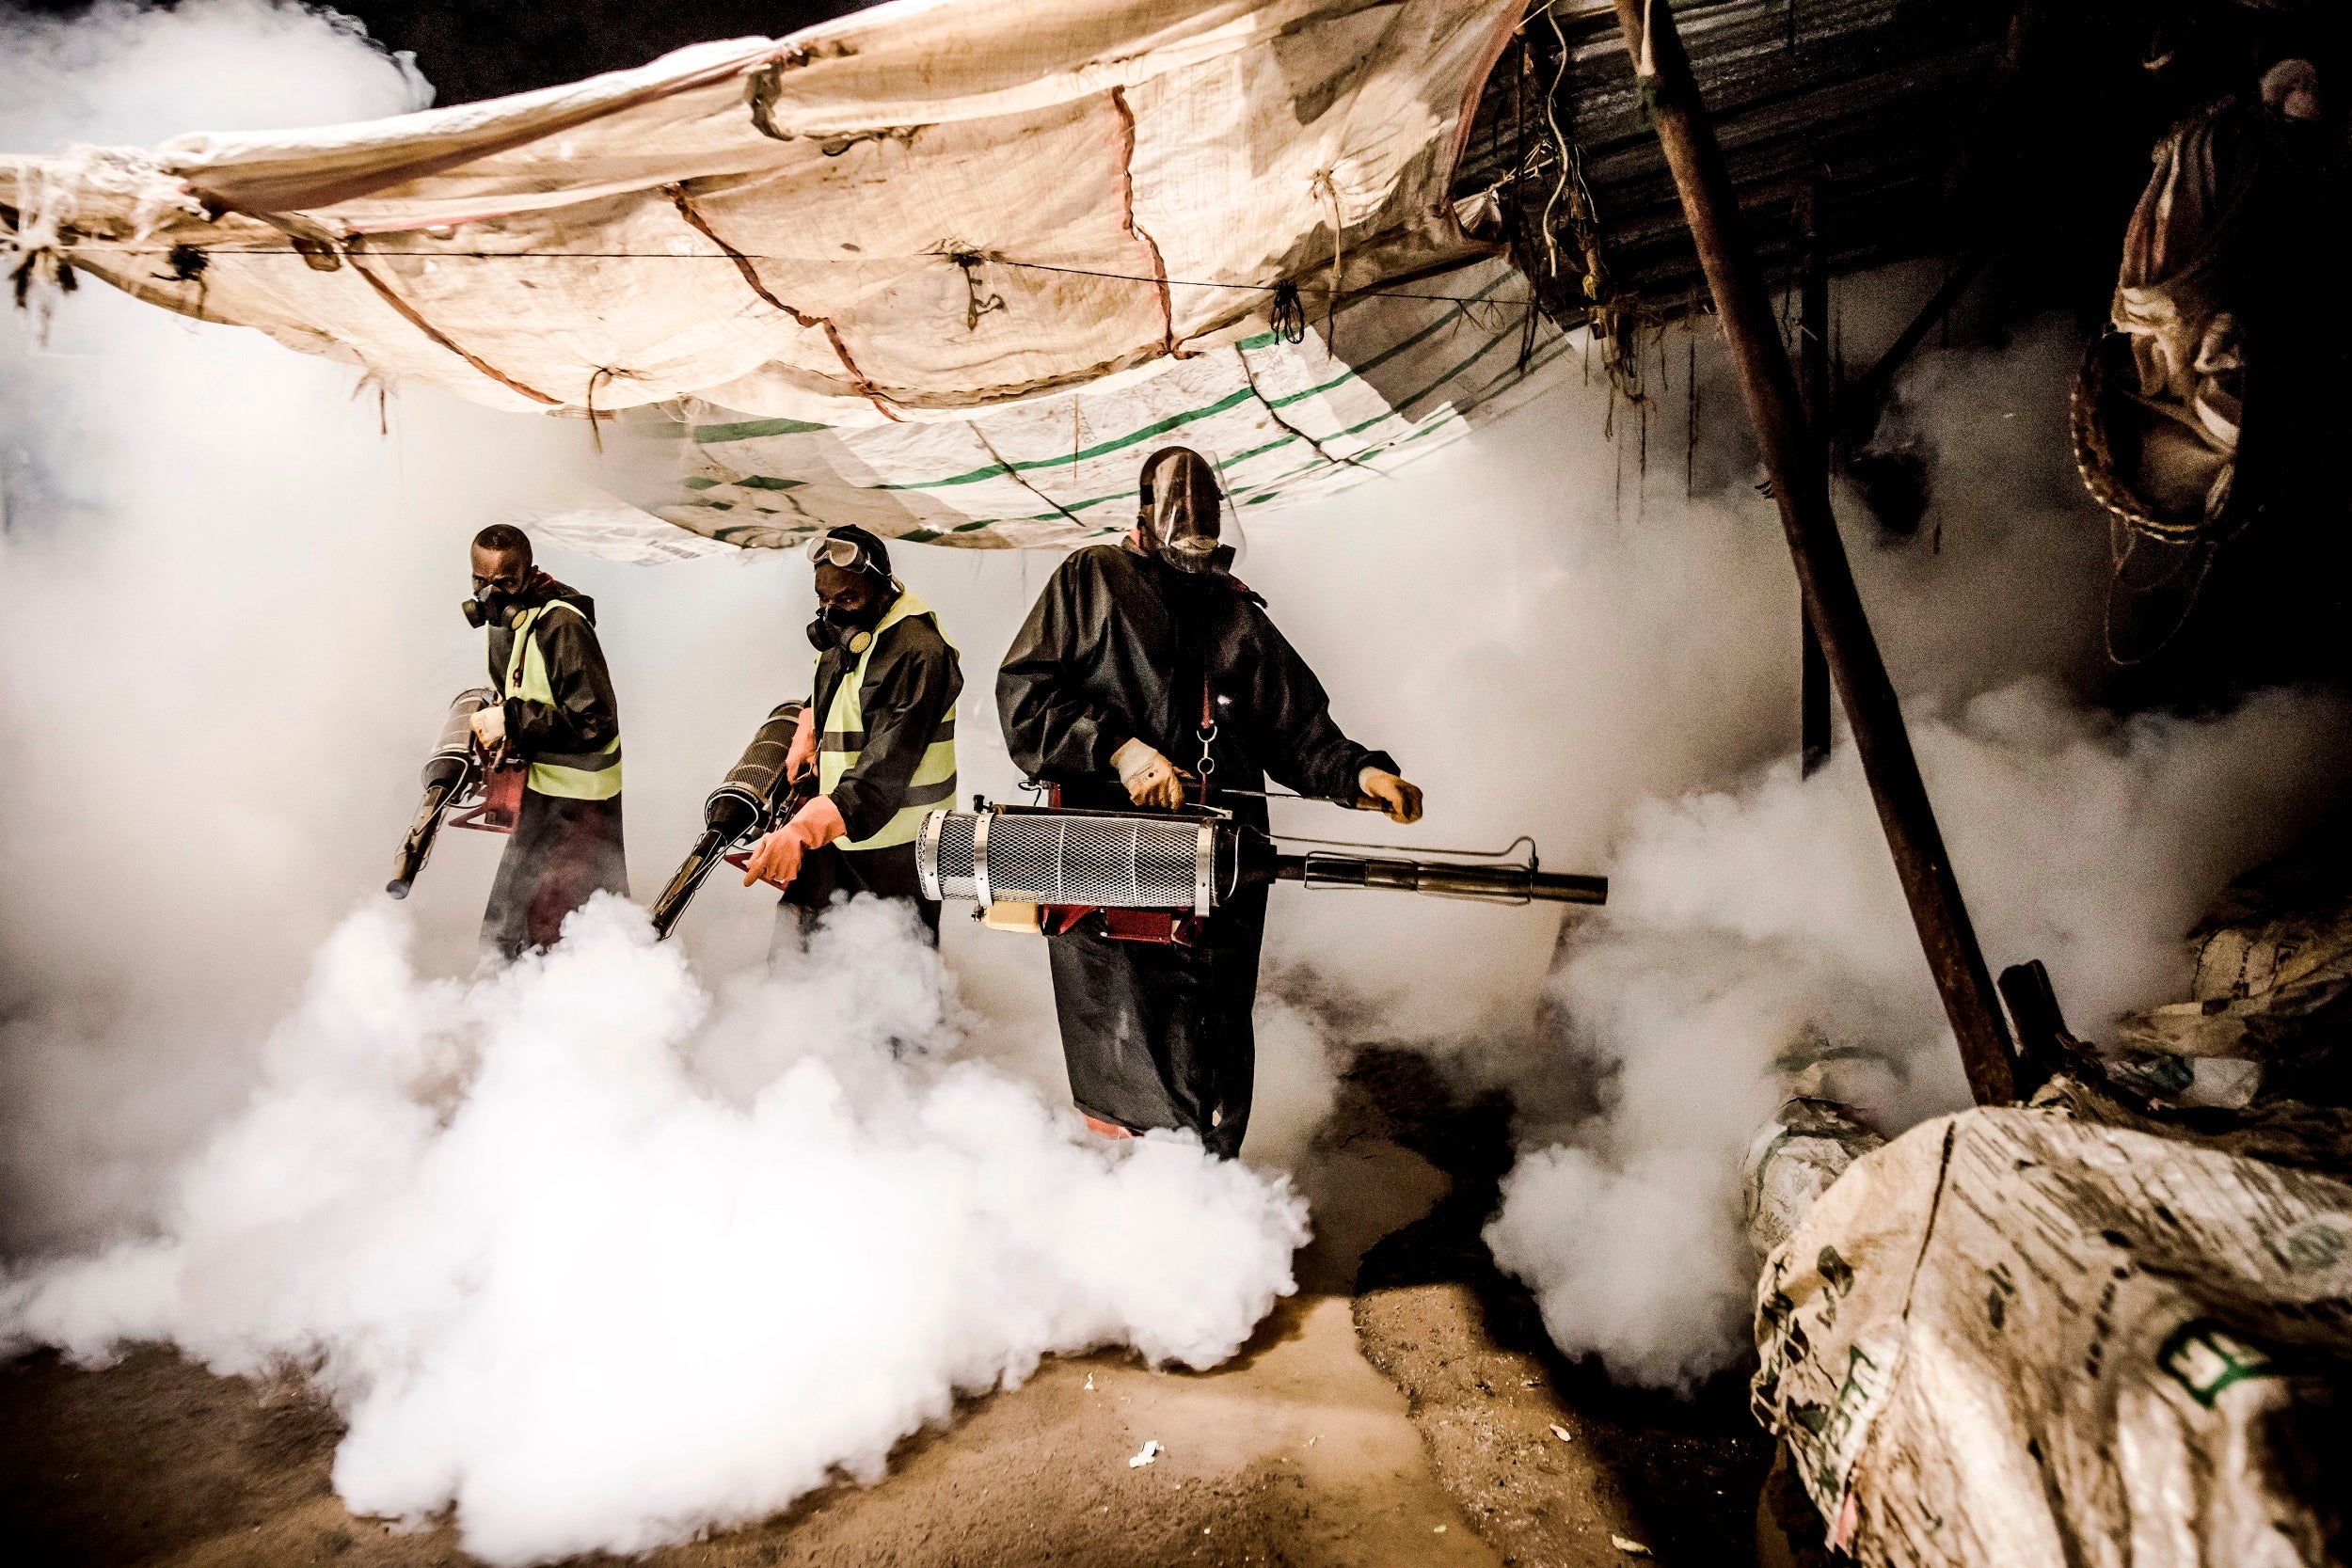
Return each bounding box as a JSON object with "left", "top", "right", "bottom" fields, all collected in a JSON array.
[
  {"left": 2109, "top": 822, "right": 2352, "bottom": 1108},
  {"left": 1740, "top": 1092, "right": 1884, "bottom": 1259},
  {"left": 1751, "top": 1101, "right": 2352, "bottom": 1566}
]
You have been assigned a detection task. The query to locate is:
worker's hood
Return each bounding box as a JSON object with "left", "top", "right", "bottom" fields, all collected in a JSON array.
[
  {"left": 526, "top": 573, "right": 596, "bottom": 626},
  {"left": 1139, "top": 447, "right": 1240, "bottom": 577}
]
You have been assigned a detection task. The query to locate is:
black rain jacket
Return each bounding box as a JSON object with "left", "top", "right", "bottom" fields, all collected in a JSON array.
[
  {"left": 485, "top": 578, "right": 620, "bottom": 768},
  {"left": 996, "top": 545, "right": 1393, "bottom": 821},
  {"left": 994, "top": 543, "right": 1397, "bottom": 1159}
]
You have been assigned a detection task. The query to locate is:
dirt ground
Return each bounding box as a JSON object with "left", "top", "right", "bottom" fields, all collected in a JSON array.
[{"left": 0, "top": 1049, "right": 1774, "bottom": 1567}]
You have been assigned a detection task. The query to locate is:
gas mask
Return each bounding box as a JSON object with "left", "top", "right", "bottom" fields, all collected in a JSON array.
[
  {"left": 805, "top": 601, "right": 879, "bottom": 656},
  {"left": 463, "top": 585, "right": 519, "bottom": 628},
  {"left": 1137, "top": 447, "right": 1237, "bottom": 576}
]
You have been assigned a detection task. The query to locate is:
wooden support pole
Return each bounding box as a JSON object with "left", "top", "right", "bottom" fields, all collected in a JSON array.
[
  {"left": 1796, "top": 182, "right": 1833, "bottom": 779},
  {"left": 1611, "top": 0, "right": 2017, "bottom": 1104}
]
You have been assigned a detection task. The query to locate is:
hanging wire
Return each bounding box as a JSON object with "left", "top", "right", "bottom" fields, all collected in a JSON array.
[
  {"left": 35, "top": 244, "right": 1532, "bottom": 308},
  {"left": 1685, "top": 325, "right": 1698, "bottom": 499}
]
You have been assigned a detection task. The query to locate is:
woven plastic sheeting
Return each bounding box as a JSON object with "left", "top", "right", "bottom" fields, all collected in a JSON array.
[
  {"left": 3, "top": 3, "right": 1526, "bottom": 399},
  {"left": 1755, "top": 1102, "right": 2352, "bottom": 1566},
  {"left": 570, "top": 251, "right": 1570, "bottom": 555}
]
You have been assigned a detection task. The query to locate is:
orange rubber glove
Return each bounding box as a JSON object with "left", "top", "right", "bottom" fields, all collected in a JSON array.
[{"left": 743, "top": 795, "right": 848, "bottom": 889}]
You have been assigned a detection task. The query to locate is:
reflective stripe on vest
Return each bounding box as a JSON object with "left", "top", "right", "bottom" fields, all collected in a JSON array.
[
  {"left": 817, "top": 587, "right": 957, "bottom": 850},
  {"left": 504, "top": 601, "right": 623, "bottom": 800}
]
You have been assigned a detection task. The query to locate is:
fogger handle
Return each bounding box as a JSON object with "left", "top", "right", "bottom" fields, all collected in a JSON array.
[{"left": 1273, "top": 853, "right": 1607, "bottom": 907}]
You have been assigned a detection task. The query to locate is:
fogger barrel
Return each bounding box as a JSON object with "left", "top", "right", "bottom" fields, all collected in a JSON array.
[
  {"left": 649, "top": 701, "right": 807, "bottom": 939},
  {"left": 915, "top": 808, "right": 1605, "bottom": 913},
  {"left": 1280, "top": 852, "right": 1606, "bottom": 905},
  {"left": 387, "top": 687, "right": 497, "bottom": 898}
]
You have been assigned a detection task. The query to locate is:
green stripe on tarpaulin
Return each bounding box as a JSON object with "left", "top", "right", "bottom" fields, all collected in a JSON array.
[
  {"left": 894, "top": 312, "right": 1558, "bottom": 532},
  {"left": 687, "top": 382, "right": 1258, "bottom": 493},
  {"left": 685, "top": 273, "right": 1520, "bottom": 494},
  {"left": 882, "top": 384, "right": 1265, "bottom": 491},
  {"left": 866, "top": 275, "right": 1516, "bottom": 496},
  {"left": 691, "top": 416, "right": 831, "bottom": 442},
  {"left": 1396, "top": 313, "right": 1523, "bottom": 415},
  {"left": 675, "top": 279, "right": 1556, "bottom": 538},
  {"left": 993, "top": 319, "right": 1562, "bottom": 526}
]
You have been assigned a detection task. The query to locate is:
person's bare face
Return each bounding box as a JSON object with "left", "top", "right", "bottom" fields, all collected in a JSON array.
[
  {"left": 814, "top": 562, "right": 886, "bottom": 625},
  {"left": 470, "top": 544, "right": 529, "bottom": 600}
]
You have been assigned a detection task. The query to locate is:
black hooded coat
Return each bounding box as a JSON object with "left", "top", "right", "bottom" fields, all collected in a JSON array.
[
  {"left": 996, "top": 543, "right": 1394, "bottom": 1156},
  {"left": 480, "top": 575, "right": 628, "bottom": 958}
]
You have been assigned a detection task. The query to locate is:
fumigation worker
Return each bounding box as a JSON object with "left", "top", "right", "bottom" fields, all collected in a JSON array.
[
  {"left": 465, "top": 524, "right": 628, "bottom": 958},
  {"left": 743, "top": 526, "right": 962, "bottom": 948},
  {"left": 996, "top": 447, "right": 1422, "bottom": 1158}
]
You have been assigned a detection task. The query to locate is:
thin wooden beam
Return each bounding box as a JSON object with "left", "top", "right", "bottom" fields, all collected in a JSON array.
[
  {"left": 1797, "top": 181, "right": 1832, "bottom": 779},
  {"left": 1838, "top": 244, "right": 1995, "bottom": 451}
]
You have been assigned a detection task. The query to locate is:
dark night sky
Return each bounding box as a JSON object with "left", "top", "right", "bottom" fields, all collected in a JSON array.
[{"left": 23, "top": 1, "right": 880, "bottom": 105}]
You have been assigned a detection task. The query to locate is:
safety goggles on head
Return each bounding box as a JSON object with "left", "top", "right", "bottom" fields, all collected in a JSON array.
[{"left": 805, "top": 534, "right": 882, "bottom": 575}]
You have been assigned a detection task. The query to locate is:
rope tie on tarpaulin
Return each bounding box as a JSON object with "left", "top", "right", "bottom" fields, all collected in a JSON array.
[
  {"left": 1310, "top": 166, "right": 1347, "bottom": 356},
  {"left": 1269, "top": 280, "right": 1307, "bottom": 344},
  {"left": 585, "top": 365, "right": 630, "bottom": 454},
  {"left": 1, "top": 186, "right": 79, "bottom": 319}
]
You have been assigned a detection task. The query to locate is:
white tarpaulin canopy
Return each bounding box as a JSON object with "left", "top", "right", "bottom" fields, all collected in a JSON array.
[{"left": 4, "top": 0, "right": 1564, "bottom": 555}]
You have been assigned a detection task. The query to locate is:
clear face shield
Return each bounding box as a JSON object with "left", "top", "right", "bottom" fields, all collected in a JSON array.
[{"left": 1137, "top": 445, "right": 1246, "bottom": 576}]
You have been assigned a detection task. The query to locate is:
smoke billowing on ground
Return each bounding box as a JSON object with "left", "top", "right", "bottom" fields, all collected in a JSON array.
[
  {"left": 5, "top": 896, "right": 1305, "bottom": 1563},
  {"left": 6, "top": 1, "right": 2350, "bottom": 1559}
]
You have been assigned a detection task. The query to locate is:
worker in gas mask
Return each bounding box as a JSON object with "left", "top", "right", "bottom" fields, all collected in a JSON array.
[
  {"left": 997, "top": 447, "right": 1422, "bottom": 1157},
  {"left": 743, "top": 525, "right": 962, "bottom": 948},
  {"left": 464, "top": 523, "right": 628, "bottom": 958}
]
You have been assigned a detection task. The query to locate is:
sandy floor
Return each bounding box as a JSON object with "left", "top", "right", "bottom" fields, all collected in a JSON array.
[{"left": 0, "top": 1050, "right": 1771, "bottom": 1567}]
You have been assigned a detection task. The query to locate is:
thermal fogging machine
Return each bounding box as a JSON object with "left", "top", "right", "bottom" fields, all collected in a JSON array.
[{"left": 915, "top": 802, "right": 1603, "bottom": 941}]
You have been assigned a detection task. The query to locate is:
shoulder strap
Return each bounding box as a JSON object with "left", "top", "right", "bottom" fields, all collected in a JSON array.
[{"left": 1193, "top": 610, "right": 1219, "bottom": 802}]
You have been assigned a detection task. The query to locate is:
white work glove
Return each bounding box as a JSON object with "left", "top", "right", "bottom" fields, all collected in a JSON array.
[
  {"left": 470, "top": 703, "right": 508, "bottom": 753},
  {"left": 1112, "top": 738, "right": 1191, "bottom": 810},
  {"left": 1358, "top": 767, "right": 1423, "bottom": 824}
]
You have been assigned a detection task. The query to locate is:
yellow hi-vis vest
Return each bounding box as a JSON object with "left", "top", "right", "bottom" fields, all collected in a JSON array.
[
  {"left": 817, "top": 588, "right": 957, "bottom": 850},
  {"left": 503, "top": 601, "right": 623, "bottom": 800}
]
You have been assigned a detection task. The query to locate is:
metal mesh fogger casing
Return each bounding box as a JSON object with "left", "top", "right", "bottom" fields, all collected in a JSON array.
[
  {"left": 918, "top": 811, "right": 1221, "bottom": 915},
  {"left": 421, "top": 688, "right": 498, "bottom": 787}
]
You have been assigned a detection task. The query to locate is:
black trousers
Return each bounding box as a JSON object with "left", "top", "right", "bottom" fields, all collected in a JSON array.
[
  {"left": 773, "top": 841, "right": 943, "bottom": 957},
  {"left": 1045, "top": 884, "right": 1266, "bottom": 1160},
  {"left": 482, "top": 791, "right": 628, "bottom": 960}
]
